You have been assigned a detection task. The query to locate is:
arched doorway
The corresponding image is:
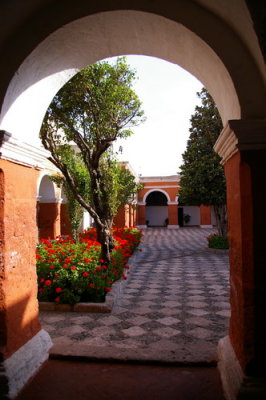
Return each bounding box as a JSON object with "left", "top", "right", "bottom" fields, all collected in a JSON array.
[
  {"left": 145, "top": 191, "right": 168, "bottom": 227},
  {"left": 0, "top": 2, "right": 265, "bottom": 399},
  {"left": 37, "top": 175, "right": 59, "bottom": 239}
]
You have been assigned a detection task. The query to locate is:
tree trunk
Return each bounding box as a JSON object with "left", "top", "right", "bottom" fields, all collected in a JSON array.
[
  {"left": 213, "top": 204, "right": 227, "bottom": 236},
  {"left": 95, "top": 221, "right": 115, "bottom": 265}
]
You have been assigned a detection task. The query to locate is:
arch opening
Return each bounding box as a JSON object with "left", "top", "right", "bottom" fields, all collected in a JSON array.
[
  {"left": 145, "top": 190, "right": 169, "bottom": 227},
  {"left": 37, "top": 175, "right": 59, "bottom": 239},
  {"left": 0, "top": 10, "right": 244, "bottom": 146}
]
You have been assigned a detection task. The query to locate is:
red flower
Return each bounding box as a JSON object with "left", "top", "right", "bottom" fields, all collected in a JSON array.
[
  {"left": 62, "top": 264, "right": 68, "bottom": 268},
  {"left": 99, "top": 259, "right": 104, "bottom": 263},
  {"left": 71, "top": 266, "right": 77, "bottom": 270},
  {"left": 84, "top": 258, "right": 91, "bottom": 263},
  {"left": 89, "top": 283, "right": 94, "bottom": 288},
  {"left": 36, "top": 254, "right": 42, "bottom": 259},
  {"left": 55, "top": 297, "right": 60, "bottom": 302},
  {"left": 102, "top": 265, "right": 107, "bottom": 270},
  {"left": 49, "top": 265, "right": 56, "bottom": 269},
  {"left": 83, "top": 272, "right": 89, "bottom": 277},
  {"left": 105, "top": 287, "right": 111, "bottom": 292},
  {"left": 55, "top": 287, "right": 63, "bottom": 293},
  {"left": 39, "top": 288, "right": 44, "bottom": 292},
  {"left": 40, "top": 278, "right": 45, "bottom": 283},
  {"left": 48, "top": 249, "right": 56, "bottom": 254},
  {"left": 44, "top": 280, "right": 52, "bottom": 286}
]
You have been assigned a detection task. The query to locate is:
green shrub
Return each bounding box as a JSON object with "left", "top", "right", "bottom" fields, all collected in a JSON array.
[{"left": 207, "top": 233, "right": 229, "bottom": 249}]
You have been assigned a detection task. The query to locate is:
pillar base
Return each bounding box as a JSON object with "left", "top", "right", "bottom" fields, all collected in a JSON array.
[
  {"left": 218, "top": 336, "right": 244, "bottom": 400},
  {"left": 200, "top": 224, "right": 213, "bottom": 228},
  {"left": 168, "top": 225, "right": 180, "bottom": 229},
  {"left": 136, "top": 225, "right": 147, "bottom": 229},
  {"left": 0, "top": 329, "right": 53, "bottom": 399}
]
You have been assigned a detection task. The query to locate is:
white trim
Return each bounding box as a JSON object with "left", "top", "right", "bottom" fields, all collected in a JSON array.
[
  {"left": 136, "top": 225, "right": 147, "bottom": 229},
  {"left": 142, "top": 185, "right": 179, "bottom": 189},
  {"left": 140, "top": 175, "right": 180, "bottom": 182},
  {"left": 138, "top": 201, "right": 178, "bottom": 206},
  {"left": 168, "top": 225, "right": 180, "bottom": 229},
  {"left": 0, "top": 130, "right": 57, "bottom": 170},
  {"left": 214, "top": 120, "right": 266, "bottom": 165},
  {"left": 143, "top": 189, "right": 171, "bottom": 204},
  {"left": 217, "top": 336, "right": 244, "bottom": 400},
  {"left": 1, "top": 329, "right": 52, "bottom": 399},
  {"left": 37, "top": 196, "right": 62, "bottom": 204},
  {"left": 200, "top": 224, "right": 213, "bottom": 228}
]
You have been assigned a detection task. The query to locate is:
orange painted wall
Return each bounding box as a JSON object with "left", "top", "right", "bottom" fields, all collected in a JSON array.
[
  {"left": 137, "top": 179, "right": 179, "bottom": 226},
  {"left": 224, "top": 152, "right": 254, "bottom": 369},
  {"left": 113, "top": 205, "right": 126, "bottom": 227},
  {"left": 200, "top": 205, "right": 212, "bottom": 225},
  {"left": 37, "top": 202, "right": 60, "bottom": 239},
  {"left": 137, "top": 205, "right": 146, "bottom": 225},
  {"left": 168, "top": 204, "right": 178, "bottom": 225},
  {"left": 138, "top": 181, "right": 179, "bottom": 203},
  {"left": 0, "top": 159, "right": 41, "bottom": 359},
  {"left": 113, "top": 204, "right": 137, "bottom": 228}
]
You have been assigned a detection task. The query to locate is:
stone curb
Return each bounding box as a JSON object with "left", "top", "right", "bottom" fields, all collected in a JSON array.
[
  {"left": 205, "top": 247, "right": 229, "bottom": 255},
  {"left": 39, "top": 249, "right": 140, "bottom": 313}
]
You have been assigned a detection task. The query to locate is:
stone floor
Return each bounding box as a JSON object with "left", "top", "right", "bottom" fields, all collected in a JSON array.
[
  {"left": 16, "top": 361, "right": 226, "bottom": 400},
  {"left": 41, "top": 227, "right": 230, "bottom": 363}
]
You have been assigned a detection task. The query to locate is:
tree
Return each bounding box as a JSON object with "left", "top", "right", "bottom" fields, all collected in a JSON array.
[
  {"left": 51, "top": 158, "right": 143, "bottom": 242},
  {"left": 178, "top": 88, "right": 227, "bottom": 235},
  {"left": 40, "top": 57, "right": 145, "bottom": 263}
]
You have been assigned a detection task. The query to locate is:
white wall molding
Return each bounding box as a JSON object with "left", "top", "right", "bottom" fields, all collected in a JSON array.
[
  {"left": 217, "top": 336, "right": 244, "bottom": 400},
  {"left": 0, "top": 130, "right": 57, "bottom": 171},
  {"left": 1, "top": 329, "right": 52, "bottom": 399},
  {"left": 214, "top": 120, "right": 266, "bottom": 165},
  {"left": 141, "top": 185, "right": 179, "bottom": 189}
]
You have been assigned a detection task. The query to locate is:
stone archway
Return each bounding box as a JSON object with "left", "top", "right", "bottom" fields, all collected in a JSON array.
[{"left": 0, "top": 2, "right": 265, "bottom": 399}]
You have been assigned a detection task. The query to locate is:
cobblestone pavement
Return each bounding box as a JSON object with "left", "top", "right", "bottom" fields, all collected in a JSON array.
[{"left": 41, "top": 227, "right": 230, "bottom": 363}]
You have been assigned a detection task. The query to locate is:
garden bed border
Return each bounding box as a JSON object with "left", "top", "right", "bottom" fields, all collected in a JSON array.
[{"left": 39, "top": 250, "right": 139, "bottom": 313}]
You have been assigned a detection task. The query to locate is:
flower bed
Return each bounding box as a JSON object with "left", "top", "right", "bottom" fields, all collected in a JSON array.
[
  {"left": 37, "top": 227, "right": 142, "bottom": 305},
  {"left": 207, "top": 233, "right": 229, "bottom": 249}
]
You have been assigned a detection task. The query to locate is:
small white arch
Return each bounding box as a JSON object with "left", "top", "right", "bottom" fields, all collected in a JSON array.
[
  {"left": 143, "top": 189, "right": 170, "bottom": 204},
  {"left": 37, "top": 174, "right": 57, "bottom": 203}
]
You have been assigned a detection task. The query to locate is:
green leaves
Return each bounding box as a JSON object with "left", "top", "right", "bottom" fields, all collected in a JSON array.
[
  {"left": 179, "top": 88, "right": 226, "bottom": 207},
  {"left": 40, "top": 57, "right": 145, "bottom": 259}
]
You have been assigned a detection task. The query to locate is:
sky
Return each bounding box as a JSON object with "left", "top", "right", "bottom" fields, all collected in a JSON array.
[{"left": 109, "top": 55, "right": 203, "bottom": 177}]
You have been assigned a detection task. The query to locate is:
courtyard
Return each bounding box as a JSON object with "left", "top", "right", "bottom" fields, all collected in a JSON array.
[{"left": 40, "top": 227, "right": 230, "bottom": 363}]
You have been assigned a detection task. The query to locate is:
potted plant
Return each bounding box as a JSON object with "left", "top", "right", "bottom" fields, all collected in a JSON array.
[{"left": 183, "top": 214, "right": 191, "bottom": 224}]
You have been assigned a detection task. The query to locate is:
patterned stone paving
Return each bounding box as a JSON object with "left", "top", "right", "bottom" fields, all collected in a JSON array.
[{"left": 41, "top": 227, "right": 230, "bottom": 363}]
